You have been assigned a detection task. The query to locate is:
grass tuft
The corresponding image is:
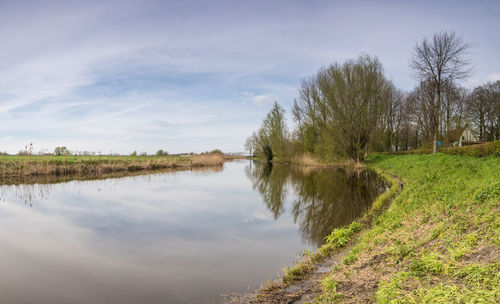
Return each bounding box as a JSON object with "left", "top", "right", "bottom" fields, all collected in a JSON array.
[
  {"left": 282, "top": 259, "right": 313, "bottom": 285},
  {"left": 325, "top": 221, "right": 363, "bottom": 248}
]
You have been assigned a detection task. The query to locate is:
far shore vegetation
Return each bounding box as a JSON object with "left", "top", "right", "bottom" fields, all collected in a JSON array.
[{"left": 0, "top": 152, "right": 228, "bottom": 178}]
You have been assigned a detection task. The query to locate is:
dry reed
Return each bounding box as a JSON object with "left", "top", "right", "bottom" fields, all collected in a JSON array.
[{"left": 0, "top": 154, "right": 224, "bottom": 178}]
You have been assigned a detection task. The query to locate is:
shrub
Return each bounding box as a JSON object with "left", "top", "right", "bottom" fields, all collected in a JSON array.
[
  {"left": 156, "top": 149, "right": 168, "bottom": 156},
  {"left": 443, "top": 140, "right": 500, "bottom": 157},
  {"left": 54, "top": 146, "right": 71, "bottom": 156},
  {"left": 385, "top": 140, "right": 500, "bottom": 157}
]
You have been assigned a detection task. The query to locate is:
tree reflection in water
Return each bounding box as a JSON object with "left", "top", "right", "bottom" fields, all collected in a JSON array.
[{"left": 246, "top": 161, "right": 386, "bottom": 246}]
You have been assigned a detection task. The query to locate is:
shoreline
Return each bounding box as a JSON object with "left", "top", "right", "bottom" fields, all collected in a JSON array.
[
  {"left": 0, "top": 164, "right": 224, "bottom": 186},
  {"left": 0, "top": 153, "right": 225, "bottom": 179},
  {"left": 231, "top": 153, "right": 499, "bottom": 303},
  {"left": 228, "top": 160, "right": 401, "bottom": 303}
]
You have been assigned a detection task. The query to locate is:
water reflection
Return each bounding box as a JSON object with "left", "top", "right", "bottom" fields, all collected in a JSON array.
[
  {"left": 0, "top": 160, "right": 384, "bottom": 304},
  {"left": 0, "top": 183, "right": 52, "bottom": 206},
  {"left": 246, "top": 162, "right": 386, "bottom": 246},
  {"left": 0, "top": 165, "right": 223, "bottom": 206}
]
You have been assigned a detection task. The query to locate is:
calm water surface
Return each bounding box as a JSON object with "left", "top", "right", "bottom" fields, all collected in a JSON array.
[{"left": 0, "top": 160, "right": 384, "bottom": 304}]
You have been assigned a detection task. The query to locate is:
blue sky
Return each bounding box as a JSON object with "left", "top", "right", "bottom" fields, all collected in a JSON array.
[{"left": 1, "top": 0, "right": 499, "bottom": 154}]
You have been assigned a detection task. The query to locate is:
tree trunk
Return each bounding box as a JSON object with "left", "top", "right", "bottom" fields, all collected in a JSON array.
[
  {"left": 433, "top": 87, "right": 441, "bottom": 154},
  {"left": 433, "top": 134, "right": 438, "bottom": 154}
]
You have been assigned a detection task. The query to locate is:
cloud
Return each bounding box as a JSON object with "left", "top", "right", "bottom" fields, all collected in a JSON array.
[
  {"left": 149, "top": 115, "right": 216, "bottom": 129},
  {"left": 486, "top": 73, "right": 500, "bottom": 82},
  {"left": 150, "top": 120, "right": 173, "bottom": 128},
  {"left": 252, "top": 95, "right": 275, "bottom": 104},
  {"left": 465, "top": 73, "right": 500, "bottom": 88},
  {"left": 242, "top": 92, "right": 275, "bottom": 105},
  {"left": 464, "top": 78, "right": 480, "bottom": 89},
  {"left": 0, "top": 1, "right": 499, "bottom": 153}
]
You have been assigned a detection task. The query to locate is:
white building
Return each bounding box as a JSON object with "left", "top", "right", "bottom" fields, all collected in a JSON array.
[{"left": 447, "top": 127, "right": 478, "bottom": 147}]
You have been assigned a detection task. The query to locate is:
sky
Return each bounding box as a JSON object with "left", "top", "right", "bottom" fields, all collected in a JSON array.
[{"left": 0, "top": 0, "right": 499, "bottom": 154}]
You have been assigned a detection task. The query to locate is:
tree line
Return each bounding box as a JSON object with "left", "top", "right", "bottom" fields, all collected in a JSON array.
[{"left": 246, "top": 31, "right": 499, "bottom": 162}]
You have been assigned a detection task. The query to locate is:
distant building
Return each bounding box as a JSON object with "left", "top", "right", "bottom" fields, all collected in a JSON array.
[{"left": 446, "top": 127, "right": 478, "bottom": 147}]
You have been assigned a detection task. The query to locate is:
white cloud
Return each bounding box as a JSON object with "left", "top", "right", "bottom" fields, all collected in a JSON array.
[
  {"left": 465, "top": 73, "right": 500, "bottom": 88},
  {"left": 252, "top": 95, "right": 275, "bottom": 104},
  {"left": 0, "top": 1, "right": 499, "bottom": 153},
  {"left": 464, "top": 78, "right": 480, "bottom": 89},
  {"left": 242, "top": 92, "right": 275, "bottom": 105},
  {"left": 486, "top": 73, "right": 500, "bottom": 82}
]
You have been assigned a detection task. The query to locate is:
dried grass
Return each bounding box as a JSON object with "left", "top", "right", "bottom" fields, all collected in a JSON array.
[
  {"left": 0, "top": 154, "right": 224, "bottom": 178},
  {"left": 291, "top": 154, "right": 321, "bottom": 166},
  {"left": 191, "top": 153, "right": 224, "bottom": 166}
]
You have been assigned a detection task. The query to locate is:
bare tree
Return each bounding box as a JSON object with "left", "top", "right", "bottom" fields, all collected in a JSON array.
[
  {"left": 441, "top": 82, "right": 469, "bottom": 143},
  {"left": 408, "top": 80, "right": 437, "bottom": 146},
  {"left": 469, "top": 81, "right": 500, "bottom": 141},
  {"left": 411, "top": 31, "right": 472, "bottom": 153},
  {"left": 383, "top": 84, "right": 405, "bottom": 152},
  {"left": 492, "top": 81, "right": 500, "bottom": 140},
  {"left": 244, "top": 132, "right": 257, "bottom": 156},
  {"left": 397, "top": 96, "right": 415, "bottom": 150},
  {"left": 451, "top": 86, "right": 469, "bottom": 131}
]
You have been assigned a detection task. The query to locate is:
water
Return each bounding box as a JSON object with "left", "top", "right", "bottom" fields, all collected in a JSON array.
[{"left": 0, "top": 160, "right": 385, "bottom": 304}]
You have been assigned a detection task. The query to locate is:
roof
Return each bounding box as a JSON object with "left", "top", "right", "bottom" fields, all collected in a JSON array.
[{"left": 446, "top": 127, "right": 466, "bottom": 142}]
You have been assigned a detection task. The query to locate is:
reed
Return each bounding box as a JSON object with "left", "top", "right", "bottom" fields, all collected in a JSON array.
[
  {"left": 191, "top": 153, "right": 224, "bottom": 166},
  {"left": 290, "top": 153, "right": 321, "bottom": 166},
  {"left": 0, "top": 154, "right": 224, "bottom": 178}
]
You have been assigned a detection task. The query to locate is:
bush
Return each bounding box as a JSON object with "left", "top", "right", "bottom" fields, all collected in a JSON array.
[
  {"left": 442, "top": 140, "right": 500, "bottom": 157},
  {"left": 388, "top": 140, "right": 500, "bottom": 157},
  {"left": 54, "top": 146, "right": 71, "bottom": 156},
  {"left": 156, "top": 149, "right": 168, "bottom": 156}
]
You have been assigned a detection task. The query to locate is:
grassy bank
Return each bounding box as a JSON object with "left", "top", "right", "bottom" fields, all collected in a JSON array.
[
  {"left": 248, "top": 159, "right": 402, "bottom": 303},
  {"left": 315, "top": 154, "right": 499, "bottom": 303},
  {"left": 0, "top": 153, "right": 224, "bottom": 178}
]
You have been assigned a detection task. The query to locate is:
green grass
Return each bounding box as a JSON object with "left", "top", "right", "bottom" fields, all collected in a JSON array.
[
  {"left": 325, "top": 221, "right": 363, "bottom": 248},
  {"left": 315, "top": 153, "right": 500, "bottom": 303},
  {"left": 282, "top": 257, "right": 314, "bottom": 285}
]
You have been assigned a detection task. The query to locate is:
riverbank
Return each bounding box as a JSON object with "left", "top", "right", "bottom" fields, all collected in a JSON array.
[
  {"left": 0, "top": 153, "right": 224, "bottom": 178},
  {"left": 237, "top": 153, "right": 499, "bottom": 303},
  {"left": 0, "top": 164, "right": 224, "bottom": 186}
]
